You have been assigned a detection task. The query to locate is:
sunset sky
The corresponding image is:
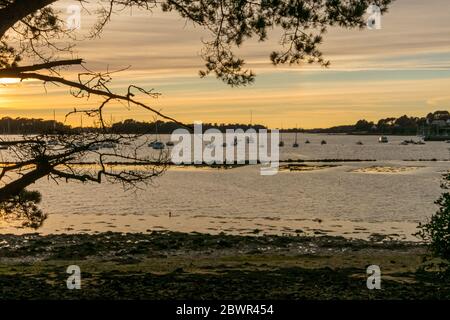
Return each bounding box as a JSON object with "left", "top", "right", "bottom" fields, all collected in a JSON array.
[{"left": 1, "top": 0, "right": 450, "bottom": 128}]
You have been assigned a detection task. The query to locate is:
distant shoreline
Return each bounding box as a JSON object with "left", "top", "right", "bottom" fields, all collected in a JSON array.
[
  {"left": 3, "top": 159, "right": 450, "bottom": 168},
  {"left": 0, "top": 132, "right": 443, "bottom": 136}
]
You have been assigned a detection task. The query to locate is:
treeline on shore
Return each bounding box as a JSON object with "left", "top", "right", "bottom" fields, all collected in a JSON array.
[
  {"left": 1, "top": 110, "right": 448, "bottom": 135},
  {"left": 0, "top": 117, "right": 70, "bottom": 134},
  {"left": 306, "top": 111, "right": 450, "bottom": 135},
  {"left": 0, "top": 117, "right": 269, "bottom": 135}
]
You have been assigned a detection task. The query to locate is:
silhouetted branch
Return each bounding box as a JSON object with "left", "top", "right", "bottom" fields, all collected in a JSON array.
[{"left": 0, "top": 59, "right": 83, "bottom": 74}]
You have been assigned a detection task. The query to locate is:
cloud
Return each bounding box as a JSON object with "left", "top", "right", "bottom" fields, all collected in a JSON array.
[{"left": 3, "top": 0, "right": 450, "bottom": 127}]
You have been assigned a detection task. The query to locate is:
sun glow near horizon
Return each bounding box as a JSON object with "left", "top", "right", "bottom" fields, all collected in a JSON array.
[{"left": 0, "top": 78, "right": 21, "bottom": 85}]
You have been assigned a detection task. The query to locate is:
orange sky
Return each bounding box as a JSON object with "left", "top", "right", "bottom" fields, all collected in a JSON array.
[{"left": 1, "top": 0, "right": 450, "bottom": 128}]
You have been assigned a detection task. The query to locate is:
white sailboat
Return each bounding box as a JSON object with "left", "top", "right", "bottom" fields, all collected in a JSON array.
[
  {"left": 1, "top": 119, "right": 10, "bottom": 149},
  {"left": 150, "top": 120, "right": 165, "bottom": 149},
  {"left": 246, "top": 110, "right": 254, "bottom": 144},
  {"left": 293, "top": 124, "right": 299, "bottom": 148},
  {"left": 279, "top": 124, "right": 284, "bottom": 147}
]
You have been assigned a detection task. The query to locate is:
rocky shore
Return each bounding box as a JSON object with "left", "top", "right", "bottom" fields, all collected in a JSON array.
[{"left": 0, "top": 231, "right": 449, "bottom": 299}]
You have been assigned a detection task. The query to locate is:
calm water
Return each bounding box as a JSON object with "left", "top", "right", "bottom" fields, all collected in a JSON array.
[{"left": 1, "top": 134, "right": 449, "bottom": 240}]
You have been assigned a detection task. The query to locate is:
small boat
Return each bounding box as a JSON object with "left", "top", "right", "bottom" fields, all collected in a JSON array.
[
  {"left": 321, "top": 140, "right": 327, "bottom": 145},
  {"left": 100, "top": 142, "right": 116, "bottom": 149},
  {"left": 88, "top": 144, "right": 100, "bottom": 151},
  {"left": 279, "top": 128, "right": 284, "bottom": 147},
  {"left": 400, "top": 139, "right": 425, "bottom": 145},
  {"left": 149, "top": 140, "right": 164, "bottom": 148},
  {"left": 152, "top": 141, "right": 165, "bottom": 150},
  {"left": 293, "top": 130, "right": 299, "bottom": 148},
  {"left": 378, "top": 136, "right": 389, "bottom": 143},
  {"left": 46, "top": 140, "right": 59, "bottom": 146},
  {"left": 150, "top": 120, "right": 164, "bottom": 150}
]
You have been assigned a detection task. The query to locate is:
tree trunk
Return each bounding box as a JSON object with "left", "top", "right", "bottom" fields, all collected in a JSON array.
[
  {"left": 0, "top": 163, "right": 53, "bottom": 202},
  {"left": 0, "top": 0, "right": 58, "bottom": 39}
]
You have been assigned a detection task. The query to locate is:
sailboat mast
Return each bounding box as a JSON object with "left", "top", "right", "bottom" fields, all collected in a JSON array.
[{"left": 280, "top": 122, "right": 283, "bottom": 140}]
